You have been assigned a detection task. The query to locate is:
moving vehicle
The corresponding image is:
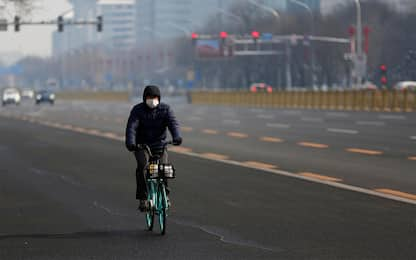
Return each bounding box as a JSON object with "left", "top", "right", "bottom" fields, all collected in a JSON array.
[
  {"left": 250, "top": 83, "right": 273, "bottom": 93},
  {"left": 21, "top": 88, "right": 35, "bottom": 99},
  {"left": 2, "top": 88, "right": 21, "bottom": 106},
  {"left": 35, "top": 90, "right": 55, "bottom": 105}
]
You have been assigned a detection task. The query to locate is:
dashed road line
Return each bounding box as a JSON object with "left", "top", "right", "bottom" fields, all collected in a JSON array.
[
  {"left": 301, "top": 117, "right": 324, "bottom": 123},
  {"left": 260, "top": 136, "right": 284, "bottom": 143},
  {"left": 326, "top": 112, "right": 350, "bottom": 118},
  {"left": 356, "top": 121, "right": 385, "bottom": 126},
  {"left": 170, "top": 146, "right": 192, "bottom": 153},
  {"left": 181, "top": 126, "right": 193, "bottom": 132},
  {"left": 201, "top": 153, "right": 229, "bottom": 160},
  {"left": 202, "top": 129, "right": 219, "bottom": 135},
  {"left": 299, "top": 172, "right": 342, "bottom": 182},
  {"left": 375, "top": 189, "right": 416, "bottom": 201},
  {"left": 266, "top": 123, "right": 291, "bottom": 129},
  {"left": 346, "top": 148, "right": 383, "bottom": 156},
  {"left": 227, "top": 132, "right": 249, "bottom": 139},
  {"left": 378, "top": 114, "right": 406, "bottom": 120},
  {"left": 257, "top": 114, "right": 275, "bottom": 119},
  {"left": 410, "top": 136, "right": 416, "bottom": 141},
  {"left": 222, "top": 119, "right": 241, "bottom": 125},
  {"left": 243, "top": 161, "right": 277, "bottom": 170},
  {"left": 298, "top": 142, "right": 329, "bottom": 149},
  {"left": 327, "top": 128, "right": 359, "bottom": 135},
  {"left": 188, "top": 116, "right": 202, "bottom": 121}
]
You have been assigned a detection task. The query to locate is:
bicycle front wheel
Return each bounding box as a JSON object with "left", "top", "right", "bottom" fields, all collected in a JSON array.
[
  {"left": 157, "top": 183, "right": 167, "bottom": 235},
  {"left": 145, "top": 182, "right": 155, "bottom": 231}
]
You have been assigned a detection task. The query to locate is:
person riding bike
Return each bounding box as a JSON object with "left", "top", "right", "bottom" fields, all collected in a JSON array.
[{"left": 125, "top": 85, "right": 182, "bottom": 211}]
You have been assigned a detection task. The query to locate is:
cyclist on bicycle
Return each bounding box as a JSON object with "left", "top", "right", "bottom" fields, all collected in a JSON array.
[{"left": 125, "top": 85, "right": 182, "bottom": 211}]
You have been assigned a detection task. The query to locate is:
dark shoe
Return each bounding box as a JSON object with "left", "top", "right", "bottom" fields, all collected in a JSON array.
[{"left": 138, "top": 200, "right": 149, "bottom": 212}]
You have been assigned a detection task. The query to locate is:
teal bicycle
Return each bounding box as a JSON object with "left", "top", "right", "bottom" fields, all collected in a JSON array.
[{"left": 141, "top": 142, "right": 175, "bottom": 235}]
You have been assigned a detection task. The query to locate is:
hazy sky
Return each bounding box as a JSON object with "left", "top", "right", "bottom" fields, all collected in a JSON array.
[{"left": 0, "top": 0, "right": 70, "bottom": 57}]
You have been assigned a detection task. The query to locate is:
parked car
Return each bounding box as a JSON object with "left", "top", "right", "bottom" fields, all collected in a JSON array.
[
  {"left": 35, "top": 90, "right": 55, "bottom": 105},
  {"left": 250, "top": 83, "right": 273, "bottom": 93},
  {"left": 21, "top": 88, "right": 35, "bottom": 99},
  {"left": 394, "top": 81, "right": 416, "bottom": 91},
  {"left": 2, "top": 88, "right": 21, "bottom": 106}
]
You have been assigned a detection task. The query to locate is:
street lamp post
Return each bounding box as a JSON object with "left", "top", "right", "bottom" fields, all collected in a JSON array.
[
  {"left": 289, "top": 0, "right": 316, "bottom": 89},
  {"left": 246, "top": 0, "right": 290, "bottom": 89},
  {"left": 354, "top": 0, "right": 364, "bottom": 88}
]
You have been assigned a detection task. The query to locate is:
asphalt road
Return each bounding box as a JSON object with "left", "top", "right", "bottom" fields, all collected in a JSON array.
[
  {"left": 1, "top": 114, "right": 416, "bottom": 259},
  {"left": 1, "top": 98, "right": 415, "bottom": 196}
]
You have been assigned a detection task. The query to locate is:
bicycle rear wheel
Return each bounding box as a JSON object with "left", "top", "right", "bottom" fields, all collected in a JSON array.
[{"left": 157, "top": 183, "right": 167, "bottom": 235}]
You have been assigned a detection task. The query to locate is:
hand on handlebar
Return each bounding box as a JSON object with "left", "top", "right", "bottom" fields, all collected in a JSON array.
[{"left": 172, "top": 137, "right": 182, "bottom": 146}]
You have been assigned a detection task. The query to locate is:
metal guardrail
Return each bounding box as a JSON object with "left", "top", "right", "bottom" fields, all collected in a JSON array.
[{"left": 190, "top": 90, "right": 416, "bottom": 112}]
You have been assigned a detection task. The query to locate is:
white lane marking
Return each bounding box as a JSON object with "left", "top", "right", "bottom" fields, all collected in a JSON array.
[
  {"left": 378, "top": 114, "right": 406, "bottom": 120},
  {"left": 266, "top": 123, "right": 291, "bottom": 129},
  {"left": 188, "top": 116, "right": 202, "bottom": 121},
  {"left": 301, "top": 117, "right": 323, "bottom": 123},
  {"left": 250, "top": 108, "right": 264, "bottom": 113},
  {"left": 326, "top": 112, "right": 350, "bottom": 118},
  {"left": 327, "top": 128, "right": 359, "bottom": 135},
  {"left": 222, "top": 119, "right": 241, "bottom": 125},
  {"left": 356, "top": 121, "right": 385, "bottom": 126},
  {"left": 257, "top": 114, "right": 275, "bottom": 119},
  {"left": 282, "top": 110, "right": 301, "bottom": 115},
  {"left": 410, "top": 136, "right": 416, "bottom": 141}
]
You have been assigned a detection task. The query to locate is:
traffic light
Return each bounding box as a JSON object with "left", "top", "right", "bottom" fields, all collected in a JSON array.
[
  {"left": 14, "top": 16, "right": 20, "bottom": 32},
  {"left": 58, "top": 16, "right": 64, "bottom": 32},
  {"left": 219, "top": 31, "right": 228, "bottom": 40},
  {"left": 380, "top": 64, "right": 388, "bottom": 87},
  {"left": 191, "top": 32, "right": 199, "bottom": 45},
  {"left": 97, "top": 16, "right": 103, "bottom": 32},
  {"left": 251, "top": 31, "right": 260, "bottom": 44}
]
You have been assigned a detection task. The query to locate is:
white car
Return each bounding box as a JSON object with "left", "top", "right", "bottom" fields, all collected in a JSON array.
[
  {"left": 2, "top": 88, "right": 21, "bottom": 106},
  {"left": 22, "top": 88, "right": 35, "bottom": 99},
  {"left": 394, "top": 81, "right": 416, "bottom": 91}
]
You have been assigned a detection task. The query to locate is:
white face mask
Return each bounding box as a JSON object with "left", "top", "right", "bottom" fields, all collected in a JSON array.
[{"left": 146, "top": 98, "right": 159, "bottom": 109}]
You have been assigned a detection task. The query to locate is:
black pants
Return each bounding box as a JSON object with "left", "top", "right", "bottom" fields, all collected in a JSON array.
[{"left": 134, "top": 149, "right": 168, "bottom": 200}]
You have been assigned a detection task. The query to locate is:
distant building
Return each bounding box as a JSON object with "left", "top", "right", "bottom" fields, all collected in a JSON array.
[
  {"left": 135, "top": 0, "right": 236, "bottom": 45},
  {"left": 97, "top": 0, "right": 136, "bottom": 50}
]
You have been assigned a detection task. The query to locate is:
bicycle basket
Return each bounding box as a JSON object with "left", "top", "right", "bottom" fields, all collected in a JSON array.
[
  {"left": 147, "top": 163, "right": 160, "bottom": 179},
  {"left": 160, "top": 164, "right": 176, "bottom": 179}
]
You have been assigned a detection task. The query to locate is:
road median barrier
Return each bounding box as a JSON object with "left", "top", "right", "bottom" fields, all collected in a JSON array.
[{"left": 190, "top": 89, "right": 415, "bottom": 112}]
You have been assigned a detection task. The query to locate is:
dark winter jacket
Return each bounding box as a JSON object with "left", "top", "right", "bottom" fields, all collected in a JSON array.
[{"left": 125, "top": 102, "right": 181, "bottom": 151}]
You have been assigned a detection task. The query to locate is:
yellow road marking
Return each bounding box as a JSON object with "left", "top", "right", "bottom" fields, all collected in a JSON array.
[
  {"left": 201, "top": 153, "right": 229, "bottom": 160},
  {"left": 299, "top": 172, "right": 342, "bottom": 182},
  {"left": 298, "top": 142, "right": 329, "bottom": 149},
  {"left": 243, "top": 161, "right": 277, "bottom": 169},
  {"left": 375, "top": 189, "right": 416, "bottom": 201},
  {"left": 408, "top": 157, "right": 416, "bottom": 161},
  {"left": 346, "top": 148, "right": 383, "bottom": 156},
  {"left": 170, "top": 146, "right": 192, "bottom": 153},
  {"left": 202, "top": 129, "right": 219, "bottom": 135},
  {"left": 227, "top": 132, "right": 249, "bottom": 138},
  {"left": 260, "top": 136, "right": 283, "bottom": 143},
  {"left": 181, "top": 127, "right": 193, "bottom": 132}
]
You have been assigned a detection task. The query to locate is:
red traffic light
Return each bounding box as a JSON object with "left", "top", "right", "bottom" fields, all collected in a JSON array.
[
  {"left": 191, "top": 32, "right": 199, "bottom": 39},
  {"left": 380, "top": 64, "right": 387, "bottom": 71},
  {"left": 251, "top": 31, "right": 260, "bottom": 39},
  {"left": 220, "top": 31, "right": 228, "bottom": 39}
]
